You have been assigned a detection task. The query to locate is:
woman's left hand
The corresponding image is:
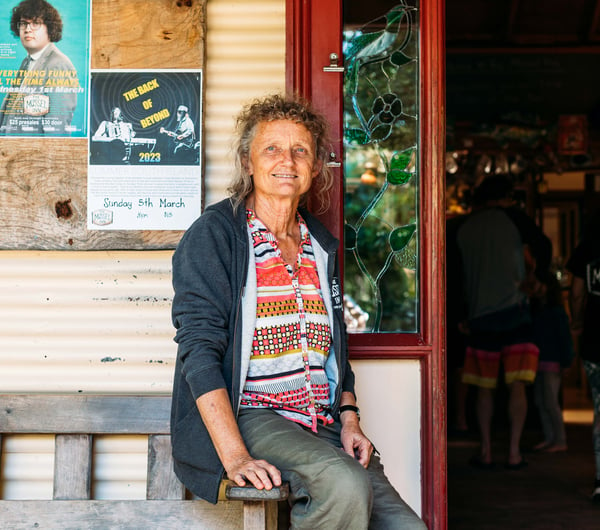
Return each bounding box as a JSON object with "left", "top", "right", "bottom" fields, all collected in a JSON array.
[{"left": 340, "top": 417, "right": 373, "bottom": 468}]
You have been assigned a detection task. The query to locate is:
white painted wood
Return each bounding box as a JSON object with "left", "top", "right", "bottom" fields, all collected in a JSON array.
[{"left": 352, "top": 360, "right": 423, "bottom": 516}]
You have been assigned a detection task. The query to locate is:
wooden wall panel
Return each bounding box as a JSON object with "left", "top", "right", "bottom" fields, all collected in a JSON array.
[
  {"left": 92, "top": 0, "right": 205, "bottom": 70},
  {"left": 0, "top": 0, "right": 205, "bottom": 250}
]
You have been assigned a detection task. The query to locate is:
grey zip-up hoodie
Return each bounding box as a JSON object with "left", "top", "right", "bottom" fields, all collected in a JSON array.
[{"left": 170, "top": 198, "right": 355, "bottom": 503}]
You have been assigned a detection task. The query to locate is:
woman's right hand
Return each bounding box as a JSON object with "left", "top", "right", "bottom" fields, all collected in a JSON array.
[
  {"left": 225, "top": 454, "right": 282, "bottom": 490},
  {"left": 196, "top": 389, "right": 281, "bottom": 490}
]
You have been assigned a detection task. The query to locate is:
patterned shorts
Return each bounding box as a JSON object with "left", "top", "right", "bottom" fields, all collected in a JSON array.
[
  {"left": 461, "top": 307, "right": 539, "bottom": 388},
  {"left": 462, "top": 342, "right": 540, "bottom": 389}
]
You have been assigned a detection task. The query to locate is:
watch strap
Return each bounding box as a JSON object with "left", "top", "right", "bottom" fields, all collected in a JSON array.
[{"left": 339, "top": 405, "right": 360, "bottom": 419}]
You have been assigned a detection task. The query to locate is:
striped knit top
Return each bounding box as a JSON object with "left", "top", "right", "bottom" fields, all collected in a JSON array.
[{"left": 239, "top": 209, "right": 334, "bottom": 432}]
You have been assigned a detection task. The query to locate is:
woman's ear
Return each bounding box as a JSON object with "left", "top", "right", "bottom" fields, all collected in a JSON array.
[{"left": 243, "top": 155, "right": 252, "bottom": 176}]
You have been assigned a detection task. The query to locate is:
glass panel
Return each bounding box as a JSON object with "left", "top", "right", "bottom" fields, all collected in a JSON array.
[{"left": 342, "top": 0, "right": 419, "bottom": 333}]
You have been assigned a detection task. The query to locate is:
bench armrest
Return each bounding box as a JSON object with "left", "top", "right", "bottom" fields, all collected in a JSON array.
[{"left": 225, "top": 482, "right": 289, "bottom": 502}]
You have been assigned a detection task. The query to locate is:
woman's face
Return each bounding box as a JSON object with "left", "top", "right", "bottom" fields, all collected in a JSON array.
[{"left": 246, "top": 120, "right": 321, "bottom": 204}]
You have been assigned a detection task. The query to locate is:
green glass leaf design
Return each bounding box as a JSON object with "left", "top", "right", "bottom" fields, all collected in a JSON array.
[
  {"left": 344, "top": 31, "right": 384, "bottom": 63},
  {"left": 388, "top": 169, "right": 413, "bottom": 185},
  {"left": 386, "top": 5, "right": 407, "bottom": 25},
  {"left": 390, "top": 50, "right": 412, "bottom": 67},
  {"left": 345, "top": 223, "right": 358, "bottom": 250},
  {"left": 387, "top": 148, "right": 415, "bottom": 185},
  {"left": 370, "top": 124, "right": 392, "bottom": 142},
  {"left": 344, "top": 128, "right": 370, "bottom": 145},
  {"left": 389, "top": 224, "right": 416, "bottom": 252},
  {"left": 391, "top": 148, "right": 413, "bottom": 169}
]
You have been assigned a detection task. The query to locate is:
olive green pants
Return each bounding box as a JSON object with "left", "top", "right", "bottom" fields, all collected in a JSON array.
[{"left": 238, "top": 408, "right": 426, "bottom": 529}]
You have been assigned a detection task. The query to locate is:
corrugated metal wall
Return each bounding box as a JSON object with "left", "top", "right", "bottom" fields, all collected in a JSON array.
[
  {"left": 1, "top": 251, "right": 175, "bottom": 394},
  {"left": 1, "top": 0, "right": 286, "bottom": 499}
]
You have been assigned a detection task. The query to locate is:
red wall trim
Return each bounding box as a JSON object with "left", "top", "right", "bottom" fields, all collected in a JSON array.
[
  {"left": 420, "top": 0, "right": 447, "bottom": 527},
  {"left": 285, "top": 0, "right": 311, "bottom": 97}
]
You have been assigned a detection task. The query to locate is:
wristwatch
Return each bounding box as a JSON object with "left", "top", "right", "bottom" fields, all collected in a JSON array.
[{"left": 339, "top": 404, "right": 360, "bottom": 420}]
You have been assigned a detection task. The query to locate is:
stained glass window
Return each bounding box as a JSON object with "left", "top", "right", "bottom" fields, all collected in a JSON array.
[{"left": 343, "top": 0, "right": 419, "bottom": 333}]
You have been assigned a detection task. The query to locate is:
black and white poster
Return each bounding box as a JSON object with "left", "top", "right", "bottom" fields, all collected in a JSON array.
[{"left": 87, "top": 70, "right": 202, "bottom": 230}]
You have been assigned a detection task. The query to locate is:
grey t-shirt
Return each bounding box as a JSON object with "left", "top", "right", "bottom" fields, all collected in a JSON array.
[{"left": 456, "top": 208, "right": 527, "bottom": 321}]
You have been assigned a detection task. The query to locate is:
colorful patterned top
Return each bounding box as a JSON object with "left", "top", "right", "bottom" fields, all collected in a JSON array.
[{"left": 239, "top": 209, "right": 334, "bottom": 432}]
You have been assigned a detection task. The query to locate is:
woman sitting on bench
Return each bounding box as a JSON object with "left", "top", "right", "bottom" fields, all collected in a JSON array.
[{"left": 170, "top": 94, "right": 425, "bottom": 530}]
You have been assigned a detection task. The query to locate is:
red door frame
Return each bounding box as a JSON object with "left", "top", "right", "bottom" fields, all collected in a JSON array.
[{"left": 286, "top": 1, "right": 446, "bottom": 528}]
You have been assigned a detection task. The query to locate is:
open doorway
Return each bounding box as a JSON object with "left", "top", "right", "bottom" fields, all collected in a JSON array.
[{"left": 445, "top": 1, "right": 599, "bottom": 527}]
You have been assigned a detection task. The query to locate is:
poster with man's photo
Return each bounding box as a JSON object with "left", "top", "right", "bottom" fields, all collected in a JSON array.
[
  {"left": 0, "top": 0, "right": 89, "bottom": 137},
  {"left": 87, "top": 70, "right": 202, "bottom": 231}
]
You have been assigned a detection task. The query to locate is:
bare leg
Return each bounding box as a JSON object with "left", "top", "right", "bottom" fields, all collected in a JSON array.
[
  {"left": 543, "top": 371, "right": 567, "bottom": 450},
  {"left": 455, "top": 369, "right": 469, "bottom": 431},
  {"left": 451, "top": 367, "right": 469, "bottom": 431},
  {"left": 476, "top": 386, "right": 494, "bottom": 463},
  {"left": 507, "top": 381, "right": 527, "bottom": 465}
]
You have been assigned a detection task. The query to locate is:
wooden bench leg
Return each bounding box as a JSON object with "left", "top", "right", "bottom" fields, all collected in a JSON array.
[
  {"left": 243, "top": 500, "right": 278, "bottom": 530},
  {"left": 225, "top": 481, "right": 288, "bottom": 529}
]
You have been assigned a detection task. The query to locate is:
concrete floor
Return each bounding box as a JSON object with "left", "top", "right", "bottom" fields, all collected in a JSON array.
[{"left": 448, "top": 387, "right": 600, "bottom": 529}]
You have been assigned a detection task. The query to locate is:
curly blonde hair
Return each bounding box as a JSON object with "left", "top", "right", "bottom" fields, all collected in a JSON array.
[{"left": 228, "top": 94, "right": 333, "bottom": 213}]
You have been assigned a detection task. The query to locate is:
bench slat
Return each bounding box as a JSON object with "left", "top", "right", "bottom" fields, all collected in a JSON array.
[
  {"left": 0, "top": 394, "right": 171, "bottom": 434},
  {"left": 53, "top": 434, "right": 92, "bottom": 500},
  {"left": 0, "top": 500, "right": 245, "bottom": 530},
  {"left": 147, "top": 434, "right": 185, "bottom": 500}
]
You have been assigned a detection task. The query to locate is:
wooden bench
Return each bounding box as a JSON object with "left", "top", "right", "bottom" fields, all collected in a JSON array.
[{"left": 0, "top": 394, "right": 288, "bottom": 530}]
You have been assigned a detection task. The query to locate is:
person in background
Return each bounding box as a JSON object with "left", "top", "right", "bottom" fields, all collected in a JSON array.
[
  {"left": 452, "top": 174, "right": 552, "bottom": 470},
  {"left": 160, "top": 104, "right": 196, "bottom": 161},
  {"left": 530, "top": 272, "right": 574, "bottom": 453},
  {"left": 169, "top": 94, "right": 426, "bottom": 529},
  {"left": 92, "top": 107, "right": 135, "bottom": 143},
  {"left": 0, "top": 0, "right": 79, "bottom": 135},
  {"left": 567, "top": 208, "right": 600, "bottom": 502},
  {"left": 91, "top": 106, "right": 135, "bottom": 163}
]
